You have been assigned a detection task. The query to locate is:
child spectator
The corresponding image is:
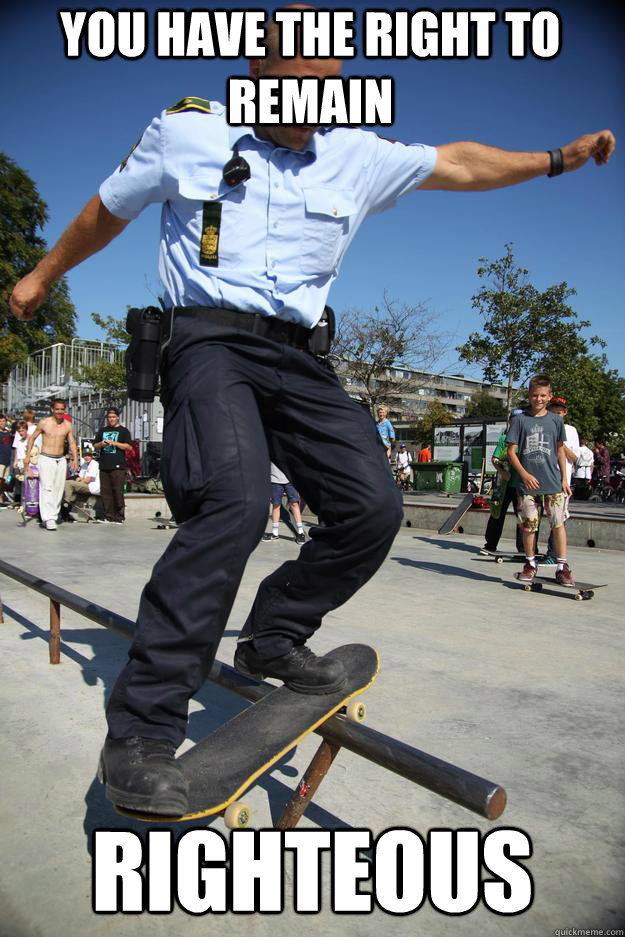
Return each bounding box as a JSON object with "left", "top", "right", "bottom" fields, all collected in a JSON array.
[
  {"left": 0, "top": 414, "right": 13, "bottom": 507},
  {"left": 263, "top": 462, "right": 306, "bottom": 544}
]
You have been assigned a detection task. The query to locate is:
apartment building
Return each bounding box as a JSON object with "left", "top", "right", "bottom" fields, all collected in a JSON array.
[{"left": 337, "top": 362, "right": 510, "bottom": 421}]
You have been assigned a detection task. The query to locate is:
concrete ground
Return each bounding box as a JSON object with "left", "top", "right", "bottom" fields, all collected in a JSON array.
[{"left": 0, "top": 507, "right": 623, "bottom": 936}]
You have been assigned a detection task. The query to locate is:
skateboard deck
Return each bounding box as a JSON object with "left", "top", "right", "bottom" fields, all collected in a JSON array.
[
  {"left": 480, "top": 550, "right": 546, "bottom": 564},
  {"left": 70, "top": 502, "right": 96, "bottom": 522},
  {"left": 513, "top": 573, "right": 607, "bottom": 601},
  {"left": 150, "top": 513, "right": 178, "bottom": 529},
  {"left": 114, "top": 644, "right": 378, "bottom": 824},
  {"left": 438, "top": 493, "right": 474, "bottom": 534}
]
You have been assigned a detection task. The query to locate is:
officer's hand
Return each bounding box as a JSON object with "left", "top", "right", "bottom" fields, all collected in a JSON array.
[
  {"left": 561, "top": 130, "right": 615, "bottom": 172},
  {"left": 9, "top": 272, "right": 51, "bottom": 321}
]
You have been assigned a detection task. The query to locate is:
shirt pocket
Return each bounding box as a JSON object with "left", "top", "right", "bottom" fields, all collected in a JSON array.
[
  {"left": 178, "top": 171, "right": 245, "bottom": 268},
  {"left": 299, "top": 186, "right": 357, "bottom": 276}
]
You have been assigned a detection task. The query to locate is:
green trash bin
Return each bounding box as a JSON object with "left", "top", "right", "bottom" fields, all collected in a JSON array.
[
  {"left": 412, "top": 461, "right": 465, "bottom": 493},
  {"left": 441, "top": 461, "right": 464, "bottom": 494}
]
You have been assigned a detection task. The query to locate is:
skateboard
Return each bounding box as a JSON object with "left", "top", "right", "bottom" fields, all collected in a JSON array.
[
  {"left": 150, "top": 512, "right": 178, "bottom": 529},
  {"left": 480, "top": 550, "right": 546, "bottom": 564},
  {"left": 438, "top": 493, "right": 474, "bottom": 534},
  {"left": 69, "top": 502, "right": 96, "bottom": 523},
  {"left": 111, "top": 643, "right": 378, "bottom": 827},
  {"left": 513, "top": 573, "right": 607, "bottom": 601}
]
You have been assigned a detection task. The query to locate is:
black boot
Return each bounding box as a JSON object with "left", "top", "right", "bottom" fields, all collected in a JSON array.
[
  {"left": 234, "top": 642, "right": 346, "bottom": 694},
  {"left": 98, "top": 736, "right": 188, "bottom": 815}
]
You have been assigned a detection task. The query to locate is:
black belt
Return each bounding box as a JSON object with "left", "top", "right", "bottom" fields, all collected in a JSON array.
[{"left": 174, "top": 306, "right": 313, "bottom": 350}]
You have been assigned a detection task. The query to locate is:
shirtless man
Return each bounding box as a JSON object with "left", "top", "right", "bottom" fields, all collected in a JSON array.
[{"left": 24, "top": 399, "right": 78, "bottom": 531}]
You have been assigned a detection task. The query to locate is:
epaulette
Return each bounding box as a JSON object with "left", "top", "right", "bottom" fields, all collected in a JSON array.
[{"left": 166, "top": 97, "right": 212, "bottom": 115}]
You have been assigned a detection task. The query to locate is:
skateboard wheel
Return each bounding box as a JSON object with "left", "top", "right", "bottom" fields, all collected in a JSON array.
[
  {"left": 345, "top": 699, "right": 366, "bottom": 723},
  {"left": 224, "top": 802, "right": 252, "bottom": 829},
  {"left": 496, "top": 557, "right": 503, "bottom": 564},
  {"left": 575, "top": 593, "right": 583, "bottom": 601}
]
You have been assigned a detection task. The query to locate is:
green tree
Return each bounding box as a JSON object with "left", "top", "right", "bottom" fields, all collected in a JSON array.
[
  {"left": 539, "top": 345, "right": 625, "bottom": 445},
  {"left": 333, "top": 293, "right": 448, "bottom": 416},
  {"left": 72, "top": 313, "right": 128, "bottom": 399},
  {"left": 457, "top": 244, "right": 589, "bottom": 414},
  {"left": 463, "top": 389, "right": 507, "bottom": 421},
  {"left": 0, "top": 152, "right": 76, "bottom": 380},
  {"left": 411, "top": 401, "right": 454, "bottom": 446}
]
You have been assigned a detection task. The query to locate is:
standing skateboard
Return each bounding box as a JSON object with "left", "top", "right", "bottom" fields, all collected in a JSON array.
[
  {"left": 150, "top": 511, "right": 178, "bottom": 529},
  {"left": 513, "top": 573, "right": 607, "bottom": 601},
  {"left": 438, "top": 493, "right": 474, "bottom": 534},
  {"left": 110, "top": 644, "right": 378, "bottom": 826}
]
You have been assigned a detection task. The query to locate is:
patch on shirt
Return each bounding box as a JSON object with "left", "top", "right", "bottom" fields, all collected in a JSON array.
[
  {"left": 118, "top": 137, "right": 141, "bottom": 172},
  {"left": 166, "top": 96, "right": 212, "bottom": 115},
  {"left": 200, "top": 201, "right": 221, "bottom": 267}
]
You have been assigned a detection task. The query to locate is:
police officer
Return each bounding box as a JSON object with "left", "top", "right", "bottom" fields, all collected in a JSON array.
[{"left": 10, "top": 9, "right": 615, "bottom": 815}]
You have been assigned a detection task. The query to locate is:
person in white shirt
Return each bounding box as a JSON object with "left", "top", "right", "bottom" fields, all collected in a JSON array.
[
  {"left": 573, "top": 437, "right": 594, "bottom": 500},
  {"left": 544, "top": 397, "right": 580, "bottom": 563},
  {"left": 574, "top": 438, "right": 594, "bottom": 481},
  {"left": 63, "top": 451, "right": 100, "bottom": 511},
  {"left": 12, "top": 408, "right": 36, "bottom": 448},
  {"left": 396, "top": 443, "right": 413, "bottom": 488}
]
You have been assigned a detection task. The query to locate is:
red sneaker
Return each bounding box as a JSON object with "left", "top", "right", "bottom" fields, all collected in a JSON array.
[
  {"left": 517, "top": 562, "right": 537, "bottom": 582},
  {"left": 555, "top": 563, "right": 576, "bottom": 588}
]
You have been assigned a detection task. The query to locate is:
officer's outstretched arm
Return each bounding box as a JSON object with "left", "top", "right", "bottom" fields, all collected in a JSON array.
[
  {"left": 419, "top": 129, "right": 615, "bottom": 192},
  {"left": 10, "top": 195, "right": 130, "bottom": 321}
]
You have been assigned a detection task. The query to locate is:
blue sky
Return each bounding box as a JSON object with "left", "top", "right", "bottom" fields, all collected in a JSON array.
[{"left": 2, "top": 0, "right": 624, "bottom": 379}]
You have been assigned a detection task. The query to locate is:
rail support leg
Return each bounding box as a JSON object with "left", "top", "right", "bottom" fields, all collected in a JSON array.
[
  {"left": 49, "top": 599, "right": 61, "bottom": 665},
  {"left": 275, "top": 740, "right": 341, "bottom": 830}
]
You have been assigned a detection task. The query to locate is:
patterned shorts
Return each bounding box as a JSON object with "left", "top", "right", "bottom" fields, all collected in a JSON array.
[{"left": 517, "top": 492, "right": 567, "bottom": 531}]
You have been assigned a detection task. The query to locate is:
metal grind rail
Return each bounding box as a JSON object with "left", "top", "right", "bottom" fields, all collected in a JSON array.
[{"left": 0, "top": 558, "right": 506, "bottom": 824}]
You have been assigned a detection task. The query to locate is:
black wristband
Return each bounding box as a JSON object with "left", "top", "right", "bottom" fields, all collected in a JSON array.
[{"left": 547, "top": 148, "right": 564, "bottom": 177}]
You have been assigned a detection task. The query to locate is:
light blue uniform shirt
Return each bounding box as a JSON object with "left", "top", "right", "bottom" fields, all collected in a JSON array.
[{"left": 100, "top": 100, "right": 437, "bottom": 328}]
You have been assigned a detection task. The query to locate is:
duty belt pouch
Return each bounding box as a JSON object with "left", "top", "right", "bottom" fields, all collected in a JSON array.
[
  {"left": 307, "top": 305, "right": 335, "bottom": 357},
  {"left": 125, "top": 306, "right": 164, "bottom": 402}
]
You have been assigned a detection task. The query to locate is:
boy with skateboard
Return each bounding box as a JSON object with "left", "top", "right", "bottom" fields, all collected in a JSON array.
[
  {"left": 507, "top": 375, "right": 575, "bottom": 586},
  {"left": 483, "top": 409, "right": 525, "bottom": 555}
]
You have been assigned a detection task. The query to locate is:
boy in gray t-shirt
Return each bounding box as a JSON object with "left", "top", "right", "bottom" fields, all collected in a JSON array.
[{"left": 507, "top": 374, "right": 574, "bottom": 586}]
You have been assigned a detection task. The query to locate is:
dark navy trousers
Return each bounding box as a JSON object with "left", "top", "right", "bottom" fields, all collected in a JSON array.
[{"left": 106, "top": 315, "right": 403, "bottom": 746}]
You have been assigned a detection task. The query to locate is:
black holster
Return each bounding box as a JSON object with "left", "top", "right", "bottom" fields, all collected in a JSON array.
[
  {"left": 308, "top": 305, "right": 335, "bottom": 357},
  {"left": 125, "top": 306, "right": 164, "bottom": 402}
]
